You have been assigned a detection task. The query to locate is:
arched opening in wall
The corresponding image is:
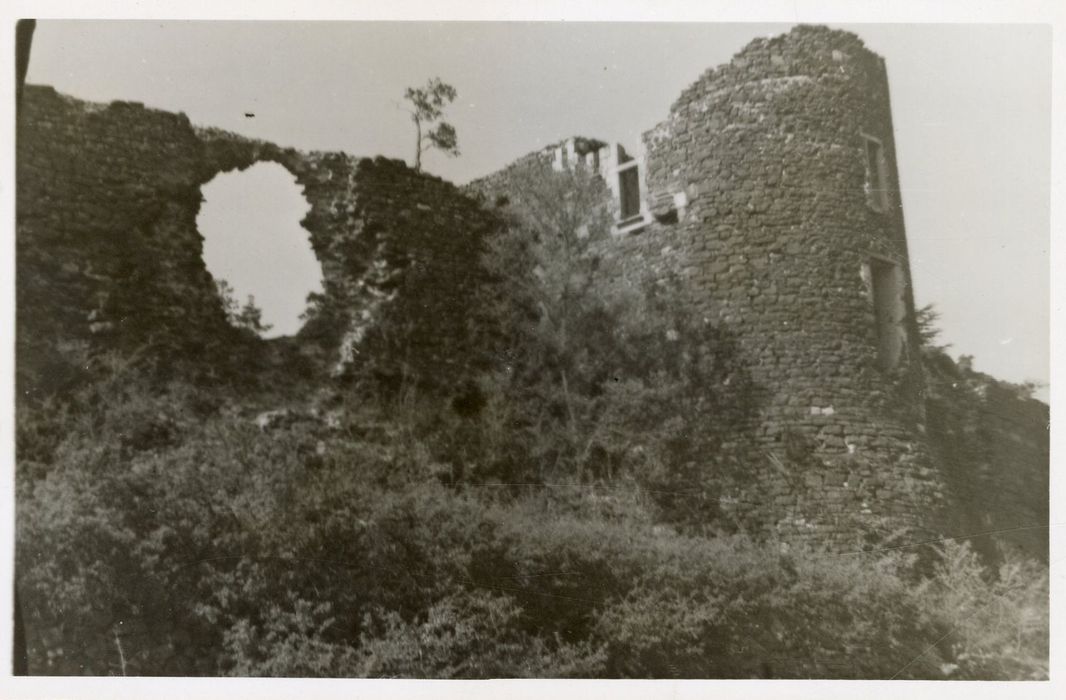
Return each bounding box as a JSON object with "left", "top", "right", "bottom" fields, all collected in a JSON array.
[{"left": 197, "top": 162, "right": 323, "bottom": 339}]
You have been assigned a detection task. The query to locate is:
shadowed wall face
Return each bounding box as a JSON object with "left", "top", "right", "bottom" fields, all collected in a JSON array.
[
  {"left": 16, "top": 85, "right": 498, "bottom": 396},
  {"left": 16, "top": 86, "right": 231, "bottom": 397}
]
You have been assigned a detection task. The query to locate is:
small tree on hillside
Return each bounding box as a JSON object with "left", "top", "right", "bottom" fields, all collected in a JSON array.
[{"left": 403, "top": 77, "right": 460, "bottom": 171}]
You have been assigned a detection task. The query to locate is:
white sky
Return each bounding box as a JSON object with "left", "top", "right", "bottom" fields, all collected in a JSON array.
[
  {"left": 23, "top": 20, "right": 1051, "bottom": 396},
  {"left": 198, "top": 163, "right": 321, "bottom": 338}
]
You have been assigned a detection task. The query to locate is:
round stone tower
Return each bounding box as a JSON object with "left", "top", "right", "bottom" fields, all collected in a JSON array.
[{"left": 633, "top": 25, "right": 944, "bottom": 543}]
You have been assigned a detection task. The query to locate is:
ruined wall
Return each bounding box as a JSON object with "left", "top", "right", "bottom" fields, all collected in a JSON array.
[
  {"left": 635, "top": 25, "right": 943, "bottom": 544},
  {"left": 17, "top": 85, "right": 497, "bottom": 399},
  {"left": 17, "top": 24, "right": 1047, "bottom": 555},
  {"left": 196, "top": 128, "right": 500, "bottom": 385},
  {"left": 16, "top": 86, "right": 232, "bottom": 397},
  {"left": 471, "top": 26, "right": 955, "bottom": 546},
  {"left": 470, "top": 26, "right": 1050, "bottom": 554}
]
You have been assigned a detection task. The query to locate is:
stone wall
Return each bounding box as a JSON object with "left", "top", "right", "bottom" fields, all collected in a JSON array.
[
  {"left": 17, "top": 24, "right": 1047, "bottom": 555},
  {"left": 637, "top": 25, "right": 944, "bottom": 545},
  {"left": 16, "top": 86, "right": 231, "bottom": 397},
  {"left": 334, "top": 156, "right": 499, "bottom": 388},
  {"left": 470, "top": 25, "right": 1049, "bottom": 555},
  {"left": 17, "top": 85, "right": 497, "bottom": 398},
  {"left": 470, "top": 26, "right": 956, "bottom": 547}
]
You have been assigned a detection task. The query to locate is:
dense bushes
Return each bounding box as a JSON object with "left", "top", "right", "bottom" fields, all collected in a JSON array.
[
  {"left": 15, "top": 170, "right": 1047, "bottom": 679},
  {"left": 15, "top": 364, "right": 1048, "bottom": 678},
  {"left": 453, "top": 166, "right": 762, "bottom": 529}
]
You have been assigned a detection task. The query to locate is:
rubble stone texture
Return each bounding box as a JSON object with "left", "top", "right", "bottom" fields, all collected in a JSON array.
[
  {"left": 16, "top": 25, "right": 1048, "bottom": 556},
  {"left": 17, "top": 86, "right": 497, "bottom": 397},
  {"left": 469, "top": 25, "right": 1048, "bottom": 554}
]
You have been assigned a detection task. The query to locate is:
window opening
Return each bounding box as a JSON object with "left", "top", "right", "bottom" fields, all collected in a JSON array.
[
  {"left": 869, "top": 258, "right": 905, "bottom": 369},
  {"left": 618, "top": 164, "right": 642, "bottom": 222},
  {"left": 863, "top": 135, "right": 890, "bottom": 212},
  {"left": 612, "top": 144, "right": 647, "bottom": 232}
]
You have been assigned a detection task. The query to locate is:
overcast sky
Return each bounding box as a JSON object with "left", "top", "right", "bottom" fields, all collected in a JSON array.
[{"left": 24, "top": 21, "right": 1050, "bottom": 396}]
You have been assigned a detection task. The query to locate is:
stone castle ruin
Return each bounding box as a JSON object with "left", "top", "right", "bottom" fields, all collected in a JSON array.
[{"left": 16, "top": 26, "right": 1048, "bottom": 555}]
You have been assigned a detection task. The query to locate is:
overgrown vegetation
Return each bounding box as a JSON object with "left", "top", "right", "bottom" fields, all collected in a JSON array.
[
  {"left": 15, "top": 364, "right": 1048, "bottom": 678},
  {"left": 15, "top": 168, "right": 1048, "bottom": 679},
  {"left": 914, "top": 302, "right": 1050, "bottom": 565},
  {"left": 216, "top": 279, "right": 273, "bottom": 337}
]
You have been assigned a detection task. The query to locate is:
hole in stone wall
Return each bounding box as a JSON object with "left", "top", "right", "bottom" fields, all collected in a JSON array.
[{"left": 197, "top": 162, "right": 323, "bottom": 339}]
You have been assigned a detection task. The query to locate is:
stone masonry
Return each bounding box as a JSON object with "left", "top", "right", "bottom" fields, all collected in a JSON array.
[
  {"left": 17, "top": 85, "right": 498, "bottom": 399},
  {"left": 469, "top": 25, "right": 1047, "bottom": 553},
  {"left": 15, "top": 25, "right": 1048, "bottom": 555}
]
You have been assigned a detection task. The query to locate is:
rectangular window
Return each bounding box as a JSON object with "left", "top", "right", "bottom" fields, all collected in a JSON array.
[
  {"left": 618, "top": 164, "right": 642, "bottom": 222},
  {"left": 611, "top": 144, "right": 647, "bottom": 234},
  {"left": 864, "top": 135, "right": 890, "bottom": 212},
  {"left": 870, "top": 259, "right": 904, "bottom": 369}
]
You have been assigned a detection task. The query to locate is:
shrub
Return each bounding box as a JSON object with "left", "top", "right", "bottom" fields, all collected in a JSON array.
[
  {"left": 921, "top": 541, "right": 1049, "bottom": 680},
  {"left": 221, "top": 598, "right": 360, "bottom": 677},
  {"left": 471, "top": 504, "right": 949, "bottom": 679},
  {"left": 15, "top": 290, "right": 1048, "bottom": 680},
  {"left": 18, "top": 393, "right": 1050, "bottom": 679},
  {"left": 468, "top": 165, "right": 761, "bottom": 532},
  {"left": 356, "top": 591, "right": 605, "bottom": 678}
]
